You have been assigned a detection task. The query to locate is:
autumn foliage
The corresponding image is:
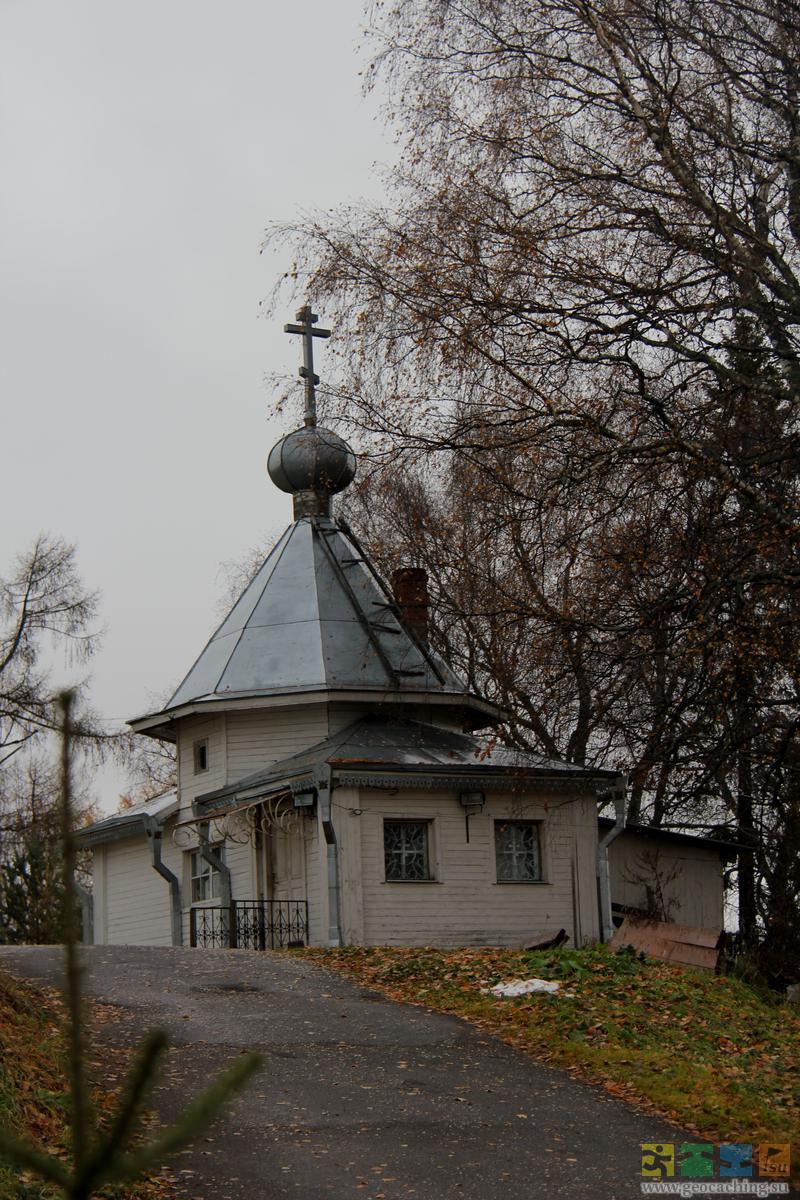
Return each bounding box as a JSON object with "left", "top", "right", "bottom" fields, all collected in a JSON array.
[{"left": 273, "top": 0, "right": 800, "bottom": 963}]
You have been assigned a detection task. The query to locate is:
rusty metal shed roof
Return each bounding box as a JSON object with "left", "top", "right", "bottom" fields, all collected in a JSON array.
[
  {"left": 163, "top": 516, "right": 470, "bottom": 712},
  {"left": 598, "top": 816, "right": 740, "bottom": 859}
]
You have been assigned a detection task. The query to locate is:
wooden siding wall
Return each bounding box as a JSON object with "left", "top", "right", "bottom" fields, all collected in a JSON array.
[
  {"left": 175, "top": 707, "right": 332, "bottom": 817},
  {"left": 306, "top": 810, "right": 328, "bottom": 946},
  {"left": 176, "top": 715, "right": 227, "bottom": 818},
  {"left": 92, "top": 815, "right": 253, "bottom": 948},
  {"left": 94, "top": 704, "right": 333, "bottom": 947},
  {"left": 97, "top": 701, "right": 611, "bottom": 949},
  {"left": 175, "top": 812, "right": 255, "bottom": 945},
  {"left": 92, "top": 846, "right": 107, "bottom": 943},
  {"left": 336, "top": 789, "right": 601, "bottom": 948},
  {"left": 94, "top": 830, "right": 183, "bottom": 946},
  {"left": 223, "top": 822, "right": 254, "bottom": 901},
  {"left": 224, "top": 708, "right": 330, "bottom": 783},
  {"left": 167, "top": 704, "right": 333, "bottom": 933},
  {"left": 608, "top": 834, "right": 725, "bottom": 929}
]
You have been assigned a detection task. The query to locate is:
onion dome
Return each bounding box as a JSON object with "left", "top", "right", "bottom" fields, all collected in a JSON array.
[{"left": 268, "top": 425, "right": 356, "bottom": 518}]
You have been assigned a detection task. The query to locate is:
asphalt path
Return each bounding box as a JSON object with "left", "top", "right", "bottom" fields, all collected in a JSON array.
[{"left": 0, "top": 945, "right": 693, "bottom": 1200}]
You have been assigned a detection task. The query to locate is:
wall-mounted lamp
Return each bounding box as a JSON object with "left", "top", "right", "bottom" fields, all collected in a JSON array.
[{"left": 459, "top": 791, "right": 485, "bottom": 841}]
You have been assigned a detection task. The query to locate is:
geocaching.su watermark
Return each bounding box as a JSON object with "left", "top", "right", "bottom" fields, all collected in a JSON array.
[{"left": 640, "top": 1143, "right": 791, "bottom": 1196}]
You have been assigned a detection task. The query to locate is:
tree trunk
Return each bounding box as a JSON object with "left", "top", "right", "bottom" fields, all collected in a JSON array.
[{"left": 737, "top": 745, "right": 758, "bottom": 947}]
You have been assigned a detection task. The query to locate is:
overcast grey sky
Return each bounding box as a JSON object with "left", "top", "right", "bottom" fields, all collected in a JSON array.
[{"left": 1, "top": 0, "right": 388, "bottom": 809}]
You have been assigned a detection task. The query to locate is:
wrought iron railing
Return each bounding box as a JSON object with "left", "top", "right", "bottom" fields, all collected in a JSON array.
[{"left": 189, "top": 900, "right": 309, "bottom": 950}]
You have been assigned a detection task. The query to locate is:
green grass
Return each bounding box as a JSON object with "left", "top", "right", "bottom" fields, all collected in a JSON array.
[{"left": 302, "top": 944, "right": 800, "bottom": 1162}]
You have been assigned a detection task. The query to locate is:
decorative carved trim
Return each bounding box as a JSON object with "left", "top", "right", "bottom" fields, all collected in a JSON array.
[{"left": 334, "top": 771, "right": 600, "bottom": 794}]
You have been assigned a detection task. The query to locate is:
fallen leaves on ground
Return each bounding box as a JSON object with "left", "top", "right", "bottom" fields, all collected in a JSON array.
[{"left": 0, "top": 967, "right": 175, "bottom": 1200}]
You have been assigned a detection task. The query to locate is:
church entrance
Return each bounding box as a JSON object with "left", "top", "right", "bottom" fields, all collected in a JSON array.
[
  {"left": 268, "top": 821, "right": 308, "bottom": 905},
  {"left": 190, "top": 799, "right": 309, "bottom": 951},
  {"left": 254, "top": 798, "right": 308, "bottom": 906}
]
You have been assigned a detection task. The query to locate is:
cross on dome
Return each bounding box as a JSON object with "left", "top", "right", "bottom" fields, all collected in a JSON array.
[
  {"left": 270, "top": 305, "right": 355, "bottom": 518},
  {"left": 284, "top": 304, "right": 331, "bottom": 427}
]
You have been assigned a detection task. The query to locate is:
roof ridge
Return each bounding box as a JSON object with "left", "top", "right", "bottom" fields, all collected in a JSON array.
[
  {"left": 336, "top": 519, "right": 449, "bottom": 687},
  {"left": 312, "top": 518, "right": 399, "bottom": 687}
]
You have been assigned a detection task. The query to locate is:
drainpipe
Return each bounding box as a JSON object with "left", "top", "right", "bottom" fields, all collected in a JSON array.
[
  {"left": 144, "top": 816, "right": 183, "bottom": 947},
  {"left": 199, "top": 821, "right": 232, "bottom": 908},
  {"left": 318, "top": 764, "right": 341, "bottom": 947},
  {"left": 74, "top": 880, "right": 94, "bottom": 945},
  {"left": 597, "top": 777, "right": 627, "bottom": 943}
]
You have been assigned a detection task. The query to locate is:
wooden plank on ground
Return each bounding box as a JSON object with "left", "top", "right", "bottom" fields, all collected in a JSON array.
[{"left": 609, "top": 916, "right": 723, "bottom": 970}]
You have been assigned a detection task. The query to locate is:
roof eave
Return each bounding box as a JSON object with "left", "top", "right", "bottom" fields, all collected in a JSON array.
[
  {"left": 196, "top": 767, "right": 317, "bottom": 814},
  {"left": 599, "top": 818, "right": 742, "bottom": 859},
  {"left": 332, "top": 762, "right": 621, "bottom": 793},
  {"left": 76, "top": 798, "right": 179, "bottom": 847},
  {"left": 196, "top": 759, "right": 620, "bottom": 815},
  {"left": 129, "top": 687, "right": 505, "bottom": 740}
]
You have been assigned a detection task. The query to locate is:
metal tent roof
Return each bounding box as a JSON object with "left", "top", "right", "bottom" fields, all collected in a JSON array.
[{"left": 164, "top": 516, "right": 469, "bottom": 710}]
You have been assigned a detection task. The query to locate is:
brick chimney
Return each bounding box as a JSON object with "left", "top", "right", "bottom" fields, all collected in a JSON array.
[{"left": 392, "top": 567, "right": 430, "bottom": 645}]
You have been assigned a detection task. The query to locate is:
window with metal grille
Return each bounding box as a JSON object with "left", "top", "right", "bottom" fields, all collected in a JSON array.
[
  {"left": 494, "top": 820, "right": 542, "bottom": 882},
  {"left": 383, "top": 820, "right": 431, "bottom": 881},
  {"left": 189, "top": 844, "right": 223, "bottom": 902}
]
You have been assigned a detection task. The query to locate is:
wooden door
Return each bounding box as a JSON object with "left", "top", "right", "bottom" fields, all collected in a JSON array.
[{"left": 269, "top": 820, "right": 307, "bottom": 902}]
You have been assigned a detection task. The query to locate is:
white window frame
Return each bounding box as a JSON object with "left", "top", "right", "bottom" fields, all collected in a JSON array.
[{"left": 189, "top": 843, "right": 224, "bottom": 903}]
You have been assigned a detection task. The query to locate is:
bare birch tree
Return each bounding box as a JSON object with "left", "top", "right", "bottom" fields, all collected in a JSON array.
[{"left": 0, "top": 535, "right": 102, "bottom": 768}]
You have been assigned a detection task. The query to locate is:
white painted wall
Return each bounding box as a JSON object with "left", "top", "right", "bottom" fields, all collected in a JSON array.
[
  {"left": 97, "top": 698, "right": 615, "bottom": 950},
  {"left": 176, "top": 714, "right": 227, "bottom": 818},
  {"left": 92, "top": 845, "right": 107, "bottom": 943},
  {"left": 174, "top": 705, "right": 330, "bottom": 821},
  {"left": 336, "top": 788, "right": 601, "bottom": 948},
  {"left": 166, "top": 702, "right": 333, "bottom": 943},
  {"left": 93, "top": 785, "right": 605, "bottom": 949},
  {"left": 93, "top": 827, "right": 182, "bottom": 946},
  {"left": 224, "top": 707, "right": 329, "bottom": 782}
]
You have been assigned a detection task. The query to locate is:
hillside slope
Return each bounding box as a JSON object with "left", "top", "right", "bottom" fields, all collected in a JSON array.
[
  {"left": 0, "top": 967, "right": 171, "bottom": 1200},
  {"left": 304, "top": 945, "right": 799, "bottom": 1168}
]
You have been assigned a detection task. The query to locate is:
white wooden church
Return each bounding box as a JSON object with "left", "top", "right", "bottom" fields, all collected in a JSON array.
[{"left": 80, "top": 310, "right": 730, "bottom": 950}]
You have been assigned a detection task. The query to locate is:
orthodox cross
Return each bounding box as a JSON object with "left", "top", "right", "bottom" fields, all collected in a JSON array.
[{"left": 284, "top": 304, "right": 331, "bottom": 427}]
